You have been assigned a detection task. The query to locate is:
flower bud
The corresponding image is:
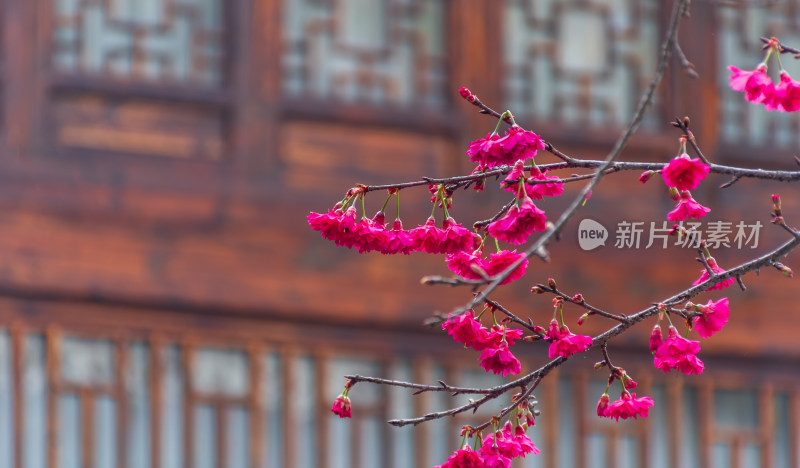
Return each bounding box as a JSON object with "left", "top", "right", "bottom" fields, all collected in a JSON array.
[
  {"left": 547, "top": 278, "right": 557, "bottom": 289},
  {"left": 530, "top": 285, "right": 544, "bottom": 294},
  {"left": 649, "top": 324, "right": 663, "bottom": 353},
  {"left": 638, "top": 170, "right": 655, "bottom": 184},
  {"left": 594, "top": 361, "right": 606, "bottom": 370},
  {"left": 577, "top": 312, "right": 589, "bottom": 325},
  {"left": 572, "top": 294, "right": 584, "bottom": 304},
  {"left": 668, "top": 187, "right": 680, "bottom": 201},
  {"left": 597, "top": 393, "right": 610, "bottom": 417}
]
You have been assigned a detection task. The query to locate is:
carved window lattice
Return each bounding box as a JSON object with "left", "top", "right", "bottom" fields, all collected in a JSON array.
[
  {"left": 52, "top": 0, "right": 224, "bottom": 87},
  {"left": 718, "top": 2, "right": 800, "bottom": 150},
  {"left": 503, "top": 0, "right": 660, "bottom": 129},
  {"left": 283, "top": 0, "right": 447, "bottom": 108}
]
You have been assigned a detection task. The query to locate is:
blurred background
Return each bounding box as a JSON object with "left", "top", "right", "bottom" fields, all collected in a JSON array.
[{"left": 0, "top": 0, "right": 800, "bottom": 467}]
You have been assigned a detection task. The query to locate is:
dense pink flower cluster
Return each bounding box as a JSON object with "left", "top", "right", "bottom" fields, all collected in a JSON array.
[
  {"left": 309, "top": 208, "right": 481, "bottom": 255},
  {"left": 598, "top": 392, "right": 654, "bottom": 421},
  {"left": 544, "top": 319, "right": 593, "bottom": 359},
  {"left": 480, "top": 423, "right": 540, "bottom": 460},
  {"left": 692, "top": 257, "right": 735, "bottom": 291},
  {"left": 652, "top": 326, "right": 704, "bottom": 375},
  {"left": 442, "top": 312, "right": 523, "bottom": 376},
  {"left": 693, "top": 297, "right": 730, "bottom": 338},
  {"left": 500, "top": 162, "right": 564, "bottom": 200},
  {"left": 467, "top": 127, "right": 545, "bottom": 168},
  {"left": 667, "top": 190, "right": 710, "bottom": 222},
  {"left": 661, "top": 153, "right": 710, "bottom": 191},
  {"left": 729, "top": 65, "right": 800, "bottom": 112}
]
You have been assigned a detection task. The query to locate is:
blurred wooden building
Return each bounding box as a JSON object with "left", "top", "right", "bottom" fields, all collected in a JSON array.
[{"left": 0, "top": 0, "right": 799, "bottom": 467}]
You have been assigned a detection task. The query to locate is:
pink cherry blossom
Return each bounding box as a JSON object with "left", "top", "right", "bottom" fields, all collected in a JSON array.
[
  {"left": 513, "top": 426, "right": 540, "bottom": 457},
  {"left": 350, "top": 212, "right": 391, "bottom": 253},
  {"left": 499, "top": 160, "right": 526, "bottom": 192},
  {"left": 442, "top": 217, "right": 481, "bottom": 254},
  {"left": 544, "top": 318, "right": 563, "bottom": 341},
  {"left": 661, "top": 153, "right": 710, "bottom": 191},
  {"left": 484, "top": 250, "right": 529, "bottom": 285},
  {"left": 667, "top": 190, "right": 710, "bottom": 222},
  {"left": 466, "top": 133, "right": 504, "bottom": 167},
  {"left": 496, "top": 126, "right": 546, "bottom": 164},
  {"left": 767, "top": 71, "right": 800, "bottom": 112},
  {"left": 653, "top": 326, "right": 704, "bottom": 375},
  {"left": 481, "top": 423, "right": 523, "bottom": 459},
  {"left": 649, "top": 324, "right": 663, "bottom": 353},
  {"left": 603, "top": 392, "right": 654, "bottom": 421},
  {"left": 308, "top": 208, "right": 345, "bottom": 241},
  {"left": 381, "top": 218, "right": 416, "bottom": 255},
  {"left": 445, "top": 249, "right": 488, "bottom": 280},
  {"left": 692, "top": 257, "right": 735, "bottom": 291},
  {"left": 479, "top": 344, "right": 522, "bottom": 376},
  {"left": 481, "top": 448, "right": 512, "bottom": 468},
  {"left": 597, "top": 393, "right": 610, "bottom": 417},
  {"left": 331, "top": 395, "right": 352, "bottom": 418},
  {"left": 693, "top": 297, "right": 730, "bottom": 338},
  {"left": 547, "top": 324, "right": 593, "bottom": 359},
  {"left": 524, "top": 166, "right": 564, "bottom": 199},
  {"left": 485, "top": 325, "right": 524, "bottom": 347},
  {"left": 729, "top": 64, "right": 774, "bottom": 104},
  {"left": 409, "top": 217, "right": 447, "bottom": 253},
  {"left": 486, "top": 196, "right": 547, "bottom": 245},
  {"left": 442, "top": 310, "right": 490, "bottom": 351},
  {"left": 434, "top": 446, "right": 484, "bottom": 468}
]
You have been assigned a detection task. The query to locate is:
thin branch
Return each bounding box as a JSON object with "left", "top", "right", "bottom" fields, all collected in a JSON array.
[
  {"left": 533, "top": 284, "right": 629, "bottom": 323},
  {"left": 387, "top": 233, "right": 800, "bottom": 427},
  {"left": 460, "top": 0, "right": 690, "bottom": 312},
  {"left": 344, "top": 375, "right": 499, "bottom": 395}
]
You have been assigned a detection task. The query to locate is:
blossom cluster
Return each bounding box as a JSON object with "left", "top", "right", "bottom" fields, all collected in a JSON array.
[
  {"left": 436, "top": 422, "right": 540, "bottom": 468},
  {"left": 442, "top": 311, "right": 523, "bottom": 376}
]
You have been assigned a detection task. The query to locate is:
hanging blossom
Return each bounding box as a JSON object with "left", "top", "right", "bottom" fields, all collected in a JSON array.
[
  {"left": 601, "top": 392, "right": 654, "bottom": 421},
  {"left": 692, "top": 297, "right": 730, "bottom": 338},
  {"left": 467, "top": 126, "right": 545, "bottom": 168},
  {"left": 350, "top": 211, "right": 392, "bottom": 253},
  {"left": 767, "top": 71, "right": 800, "bottom": 112},
  {"left": 500, "top": 161, "right": 564, "bottom": 199},
  {"left": 729, "top": 64, "right": 774, "bottom": 105},
  {"left": 480, "top": 422, "right": 540, "bottom": 460},
  {"left": 692, "top": 256, "right": 735, "bottom": 291},
  {"left": 487, "top": 195, "right": 547, "bottom": 245},
  {"left": 410, "top": 217, "right": 478, "bottom": 254},
  {"left": 330, "top": 394, "right": 352, "bottom": 418},
  {"left": 667, "top": 190, "right": 710, "bottom": 222},
  {"left": 307, "top": 205, "right": 358, "bottom": 248},
  {"left": 380, "top": 218, "right": 416, "bottom": 255},
  {"left": 544, "top": 319, "right": 593, "bottom": 359},
  {"left": 442, "top": 310, "right": 490, "bottom": 351},
  {"left": 484, "top": 250, "right": 529, "bottom": 285},
  {"left": 479, "top": 343, "right": 522, "bottom": 376},
  {"left": 446, "top": 248, "right": 528, "bottom": 285},
  {"left": 652, "top": 326, "right": 704, "bottom": 375},
  {"left": 661, "top": 153, "right": 710, "bottom": 191},
  {"left": 446, "top": 249, "right": 488, "bottom": 280},
  {"left": 434, "top": 446, "right": 484, "bottom": 468}
]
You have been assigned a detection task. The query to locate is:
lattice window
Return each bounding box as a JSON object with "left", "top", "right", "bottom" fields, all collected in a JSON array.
[
  {"left": 283, "top": 0, "right": 447, "bottom": 108},
  {"left": 503, "top": 0, "right": 660, "bottom": 129},
  {"left": 52, "top": 0, "right": 224, "bottom": 87},
  {"left": 718, "top": 2, "right": 800, "bottom": 150}
]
